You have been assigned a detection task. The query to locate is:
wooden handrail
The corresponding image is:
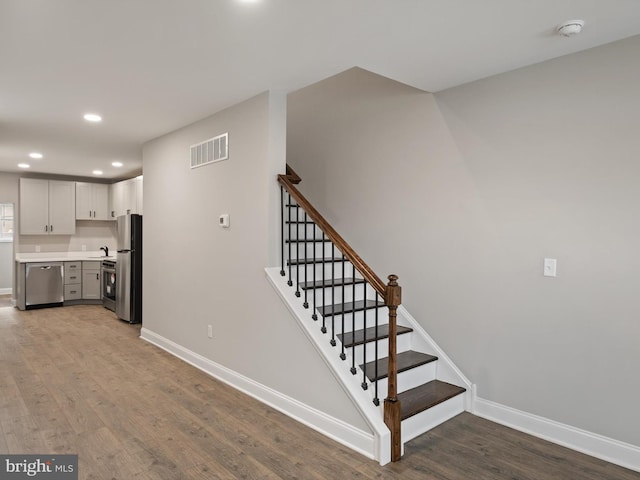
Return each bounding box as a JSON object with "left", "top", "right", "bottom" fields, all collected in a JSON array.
[
  {"left": 279, "top": 165, "right": 402, "bottom": 462},
  {"left": 278, "top": 173, "right": 386, "bottom": 296}
]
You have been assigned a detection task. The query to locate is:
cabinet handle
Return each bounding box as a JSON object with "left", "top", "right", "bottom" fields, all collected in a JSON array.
[
  {"left": 94, "top": 210, "right": 96, "bottom": 217},
  {"left": 44, "top": 225, "right": 48, "bottom": 232},
  {"left": 50, "top": 225, "right": 53, "bottom": 232}
]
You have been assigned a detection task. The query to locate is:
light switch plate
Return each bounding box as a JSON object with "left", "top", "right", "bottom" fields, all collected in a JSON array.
[
  {"left": 219, "top": 214, "right": 230, "bottom": 228},
  {"left": 544, "top": 258, "right": 557, "bottom": 277}
]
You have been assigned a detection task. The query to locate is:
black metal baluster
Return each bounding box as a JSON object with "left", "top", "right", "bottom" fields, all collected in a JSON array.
[
  {"left": 287, "top": 193, "right": 293, "bottom": 286},
  {"left": 280, "top": 185, "right": 285, "bottom": 276},
  {"left": 330, "top": 244, "right": 336, "bottom": 346},
  {"left": 361, "top": 280, "right": 368, "bottom": 389},
  {"left": 351, "top": 264, "right": 357, "bottom": 375},
  {"left": 303, "top": 212, "right": 309, "bottom": 308},
  {"left": 339, "top": 255, "right": 346, "bottom": 361},
  {"left": 373, "top": 293, "right": 380, "bottom": 406},
  {"left": 295, "top": 204, "right": 301, "bottom": 297},
  {"left": 312, "top": 223, "right": 317, "bottom": 321},
  {"left": 321, "top": 232, "right": 327, "bottom": 334}
]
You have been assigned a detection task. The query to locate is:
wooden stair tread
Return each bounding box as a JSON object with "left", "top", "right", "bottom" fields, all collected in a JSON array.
[
  {"left": 398, "top": 380, "right": 466, "bottom": 420},
  {"left": 318, "top": 299, "right": 383, "bottom": 317},
  {"left": 287, "top": 257, "right": 343, "bottom": 265},
  {"left": 299, "top": 277, "right": 365, "bottom": 290},
  {"left": 337, "top": 324, "right": 412, "bottom": 348},
  {"left": 360, "top": 351, "right": 438, "bottom": 382}
]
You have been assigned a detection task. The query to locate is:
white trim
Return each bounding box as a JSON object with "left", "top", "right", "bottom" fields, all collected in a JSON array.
[
  {"left": 265, "top": 267, "right": 392, "bottom": 464},
  {"left": 474, "top": 395, "right": 640, "bottom": 473},
  {"left": 139, "top": 326, "right": 376, "bottom": 462},
  {"left": 0, "top": 288, "right": 11, "bottom": 295}
]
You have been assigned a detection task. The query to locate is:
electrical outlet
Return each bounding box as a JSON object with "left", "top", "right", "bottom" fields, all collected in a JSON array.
[
  {"left": 207, "top": 325, "right": 213, "bottom": 338},
  {"left": 81, "top": 245, "right": 87, "bottom": 251},
  {"left": 35, "top": 245, "right": 40, "bottom": 252}
]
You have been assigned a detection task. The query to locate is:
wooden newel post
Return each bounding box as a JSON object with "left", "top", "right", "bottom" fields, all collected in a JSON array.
[{"left": 384, "top": 274, "right": 402, "bottom": 462}]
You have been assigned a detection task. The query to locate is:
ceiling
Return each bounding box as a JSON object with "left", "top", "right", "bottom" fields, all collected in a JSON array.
[{"left": 2, "top": 0, "right": 640, "bottom": 180}]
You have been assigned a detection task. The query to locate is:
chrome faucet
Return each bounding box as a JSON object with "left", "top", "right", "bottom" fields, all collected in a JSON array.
[{"left": 100, "top": 246, "right": 109, "bottom": 257}]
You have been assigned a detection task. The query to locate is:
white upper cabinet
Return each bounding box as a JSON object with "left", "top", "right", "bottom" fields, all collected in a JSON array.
[
  {"left": 20, "top": 178, "right": 76, "bottom": 235},
  {"left": 76, "top": 182, "right": 110, "bottom": 220},
  {"left": 109, "top": 177, "right": 142, "bottom": 219}
]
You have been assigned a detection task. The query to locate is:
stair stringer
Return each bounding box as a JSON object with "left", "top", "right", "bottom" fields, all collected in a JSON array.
[{"left": 265, "top": 266, "right": 392, "bottom": 465}]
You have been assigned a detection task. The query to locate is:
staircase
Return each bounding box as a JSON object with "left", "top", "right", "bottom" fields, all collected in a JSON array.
[{"left": 267, "top": 166, "right": 470, "bottom": 465}]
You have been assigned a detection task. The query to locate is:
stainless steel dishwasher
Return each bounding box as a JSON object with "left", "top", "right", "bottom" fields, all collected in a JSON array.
[{"left": 25, "top": 262, "right": 64, "bottom": 309}]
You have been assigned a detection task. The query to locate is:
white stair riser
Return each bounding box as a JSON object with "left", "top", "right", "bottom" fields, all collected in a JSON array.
[
  {"left": 317, "top": 308, "right": 389, "bottom": 334},
  {"left": 376, "top": 361, "right": 438, "bottom": 396},
  {"left": 401, "top": 393, "right": 466, "bottom": 444},
  {"left": 286, "top": 223, "right": 323, "bottom": 239},
  {"left": 348, "top": 333, "right": 413, "bottom": 367},
  {"left": 306, "top": 286, "right": 375, "bottom": 307},
  {"left": 286, "top": 261, "right": 355, "bottom": 280},
  {"left": 318, "top": 309, "right": 389, "bottom": 334},
  {"left": 286, "top": 242, "right": 337, "bottom": 260},
  {"left": 301, "top": 285, "right": 363, "bottom": 305}
]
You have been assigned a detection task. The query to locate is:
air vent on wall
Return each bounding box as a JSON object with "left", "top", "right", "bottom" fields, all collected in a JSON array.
[{"left": 190, "top": 132, "right": 228, "bottom": 169}]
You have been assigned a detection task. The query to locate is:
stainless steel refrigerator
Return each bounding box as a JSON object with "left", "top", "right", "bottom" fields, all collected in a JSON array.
[{"left": 116, "top": 214, "right": 142, "bottom": 323}]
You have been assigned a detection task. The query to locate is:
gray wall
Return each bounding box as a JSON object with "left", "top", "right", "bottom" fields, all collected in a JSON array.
[
  {"left": 142, "top": 92, "right": 370, "bottom": 432},
  {"left": 287, "top": 35, "right": 640, "bottom": 448}
]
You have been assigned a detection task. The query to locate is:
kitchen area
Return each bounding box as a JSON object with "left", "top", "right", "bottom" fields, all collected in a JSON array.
[{"left": 9, "top": 175, "right": 143, "bottom": 324}]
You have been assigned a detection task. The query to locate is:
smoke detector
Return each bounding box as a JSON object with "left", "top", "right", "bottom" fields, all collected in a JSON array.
[{"left": 557, "top": 20, "right": 584, "bottom": 37}]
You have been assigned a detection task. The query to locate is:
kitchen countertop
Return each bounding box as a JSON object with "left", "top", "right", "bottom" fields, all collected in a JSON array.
[{"left": 15, "top": 252, "right": 116, "bottom": 263}]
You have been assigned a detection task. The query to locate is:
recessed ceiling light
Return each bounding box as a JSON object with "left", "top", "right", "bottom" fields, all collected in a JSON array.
[
  {"left": 18, "top": 163, "right": 30, "bottom": 169},
  {"left": 111, "top": 161, "right": 123, "bottom": 167},
  {"left": 92, "top": 170, "right": 103, "bottom": 175},
  {"left": 84, "top": 113, "right": 102, "bottom": 123},
  {"left": 29, "top": 152, "right": 43, "bottom": 159}
]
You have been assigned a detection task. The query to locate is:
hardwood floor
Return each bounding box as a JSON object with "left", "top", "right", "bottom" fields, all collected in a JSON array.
[
  {"left": 0, "top": 295, "right": 11, "bottom": 308},
  {"left": 0, "top": 304, "right": 637, "bottom": 480}
]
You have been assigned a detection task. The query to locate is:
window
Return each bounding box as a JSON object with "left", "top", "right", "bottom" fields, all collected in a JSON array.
[{"left": 0, "top": 203, "right": 14, "bottom": 242}]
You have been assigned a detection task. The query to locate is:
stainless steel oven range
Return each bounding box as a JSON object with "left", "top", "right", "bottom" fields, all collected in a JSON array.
[{"left": 101, "top": 259, "right": 116, "bottom": 312}]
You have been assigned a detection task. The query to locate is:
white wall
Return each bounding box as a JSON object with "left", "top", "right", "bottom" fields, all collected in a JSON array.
[
  {"left": 142, "top": 92, "right": 370, "bottom": 432},
  {"left": 286, "top": 35, "right": 640, "bottom": 452},
  {"left": 18, "top": 221, "right": 116, "bottom": 254},
  {"left": 435, "top": 36, "right": 640, "bottom": 446}
]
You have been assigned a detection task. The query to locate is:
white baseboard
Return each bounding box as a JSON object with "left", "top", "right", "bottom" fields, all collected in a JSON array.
[
  {"left": 0, "top": 288, "right": 11, "bottom": 295},
  {"left": 139, "top": 327, "right": 376, "bottom": 460},
  {"left": 474, "top": 395, "right": 640, "bottom": 473}
]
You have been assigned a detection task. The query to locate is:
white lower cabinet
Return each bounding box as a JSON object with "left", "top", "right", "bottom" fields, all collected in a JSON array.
[
  {"left": 82, "top": 261, "right": 101, "bottom": 300},
  {"left": 63, "top": 262, "right": 82, "bottom": 300}
]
